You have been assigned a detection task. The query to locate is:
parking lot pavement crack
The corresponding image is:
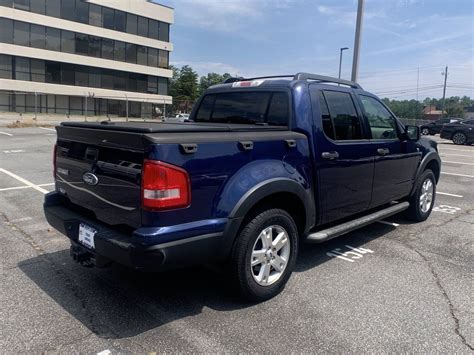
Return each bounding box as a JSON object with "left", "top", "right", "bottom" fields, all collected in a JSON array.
[
  {"left": 1, "top": 212, "right": 119, "bottom": 339},
  {"left": 413, "top": 249, "right": 474, "bottom": 351}
]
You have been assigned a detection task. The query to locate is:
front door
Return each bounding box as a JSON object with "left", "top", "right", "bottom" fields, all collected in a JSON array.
[
  {"left": 357, "top": 94, "right": 421, "bottom": 208},
  {"left": 310, "top": 86, "right": 374, "bottom": 225}
]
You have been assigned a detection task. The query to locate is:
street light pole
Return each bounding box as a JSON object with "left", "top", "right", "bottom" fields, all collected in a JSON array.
[
  {"left": 351, "top": 0, "right": 365, "bottom": 82},
  {"left": 338, "top": 47, "right": 349, "bottom": 79}
]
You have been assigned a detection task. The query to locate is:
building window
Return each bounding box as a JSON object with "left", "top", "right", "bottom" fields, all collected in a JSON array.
[
  {"left": 114, "top": 41, "right": 125, "bottom": 62},
  {"left": 30, "top": 0, "right": 45, "bottom": 14},
  {"left": 114, "top": 10, "right": 126, "bottom": 32},
  {"left": 0, "top": 18, "right": 13, "bottom": 44},
  {"left": 101, "top": 38, "right": 114, "bottom": 60},
  {"left": 147, "top": 76, "right": 158, "bottom": 94},
  {"left": 69, "top": 96, "right": 83, "bottom": 114},
  {"left": 148, "top": 19, "right": 159, "bottom": 40},
  {"left": 31, "top": 59, "right": 45, "bottom": 82},
  {"left": 15, "top": 57, "right": 30, "bottom": 81},
  {"left": 88, "top": 67, "right": 100, "bottom": 87},
  {"left": 137, "top": 45, "right": 147, "bottom": 66},
  {"left": 158, "top": 50, "right": 169, "bottom": 68},
  {"left": 148, "top": 48, "right": 158, "bottom": 67},
  {"left": 46, "top": 0, "right": 60, "bottom": 17},
  {"left": 88, "top": 35, "right": 101, "bottom": 57},
  {"left": 13, "top": 21, "right": 29, "bottom": 46},
  {"left": 30, "top": 24, "right": 46, "bottom": 49},
  {"left": 61, "top": 63, "right": 75, "bottom": 85},
  {"left": 159, "top": 22, "right": 169, "bottom": 42},
  {"left": 75, "top": 0, "right": 89, "bottom": 24},
  {"left": 89, "top": 4, "right": 102, "bottom": 26},
  {"left": 158, "top": 77, "right": 167, "bottom": 95},
  {"left": 61, "top": 30, "right": 75, "bottom": 53},
  {"left": 0, "top": 54, "right": 12, "bottom": 79},
  {"left": 74, "top": 33, "right": 88, "bottom": 55},
  {"left": 126, "top": 13, "right": 137, "bottom": 35},
  {"left": 46, "top": 61, "right": 60, "bottom": 83},
  {"left": 60, "top": 0, "right": 75, "bottom": 21},
  {"left": 125, "top": 43, "right": 137, "bottom": 64},
  {"left": 75, "top": 66, "right": 88, "bottom": 86},
  {"left": 46, "top": 27, "right": 60, "bottom": 51},
  {"left": 102, "top": 7, "right": 114, "bottom": 30},
  {"left": 0, "top": 0, "right": 13, "bottom": 7},
  {"left": 55, "top": 95, "right": 68, "bottom": 114},
  {"left": 137, "top": 16, "right": 148, "bottom": 37},
  {"left": 13, "top": 0, "right": 29, "bottom": 11}
]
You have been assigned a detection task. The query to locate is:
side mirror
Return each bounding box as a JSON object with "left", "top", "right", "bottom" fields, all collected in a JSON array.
[{"left": 403, "top": 125, "right": 420, "bottom": 141}]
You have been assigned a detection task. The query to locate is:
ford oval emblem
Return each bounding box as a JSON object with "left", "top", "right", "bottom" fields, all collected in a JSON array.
[{"left": 82, "top": 172, "right": 99, "bottom": 186}]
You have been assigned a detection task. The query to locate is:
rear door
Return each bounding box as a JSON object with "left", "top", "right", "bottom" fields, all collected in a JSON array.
[
  {"left": 310, "top": 86, "right": 374, "bottom": 225},
  {"left": 357, "top": 94, "right": 421, "bottom": 208}
]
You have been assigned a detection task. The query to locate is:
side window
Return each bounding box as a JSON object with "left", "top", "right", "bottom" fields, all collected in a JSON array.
[
  {"left": 195, "top": 95, "right": 214, "bottom": 121},
  {"left": 323, "top": 91, "right": 363, "bottom": 140},
  {"left": 318, "top": 91, "right": 335, "bottom": 140},
  {"left": 360, "top": 95, "right": 398, "bottom": 139},
  {"left": 266, "top": 92, "right": 289, "bottom": 126}
]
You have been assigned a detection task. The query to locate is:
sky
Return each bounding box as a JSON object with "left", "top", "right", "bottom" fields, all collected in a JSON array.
[{"left": 158, "top": 0, "right": 474, "bottom": 100}]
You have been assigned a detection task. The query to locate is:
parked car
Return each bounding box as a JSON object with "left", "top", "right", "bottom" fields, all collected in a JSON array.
[
  {"left": 440, "top": 118, "right": 474, "bottom": 145},
  {"left": 44, "top": 73, "right": 441, "bottom": 301},
  {"left": 420, "top": 117, "right": 461, "bottom": 135}
]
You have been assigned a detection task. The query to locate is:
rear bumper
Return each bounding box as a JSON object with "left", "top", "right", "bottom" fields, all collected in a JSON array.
[{"left": 44, "top": 192, "right": 224, "bottom": 271}]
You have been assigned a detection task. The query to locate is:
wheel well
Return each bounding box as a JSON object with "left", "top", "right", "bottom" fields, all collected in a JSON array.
[
  {"left": 242, "top": 192, "right": 306, "bottom": 236},
  {"left": 426, "top": 159, "right": 440, "bottom": 183}
]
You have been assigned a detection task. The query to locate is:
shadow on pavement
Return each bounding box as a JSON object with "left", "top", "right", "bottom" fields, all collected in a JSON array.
[{"left": 18, "top": 221, "right": 397, "bottom": 339}]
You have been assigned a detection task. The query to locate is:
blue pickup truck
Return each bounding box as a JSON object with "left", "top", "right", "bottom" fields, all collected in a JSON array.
[{"left": 44, "top": 73, "right": 441, "bottom": 301}]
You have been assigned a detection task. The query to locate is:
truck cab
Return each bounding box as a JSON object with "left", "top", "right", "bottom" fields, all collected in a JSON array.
[{"left": 44, "top": 73, "right": 441, "bottom": 301}]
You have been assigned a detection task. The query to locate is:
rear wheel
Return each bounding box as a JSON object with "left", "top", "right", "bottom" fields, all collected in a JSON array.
[
  {"left": 231, "top": 209, "right": 298, "bottom": 302},
  {"left": 452, "top": 132, "right": 467, "bottom": 145},
  {"left": 406, "top": 170, "right": 436, "bottom": 222}
]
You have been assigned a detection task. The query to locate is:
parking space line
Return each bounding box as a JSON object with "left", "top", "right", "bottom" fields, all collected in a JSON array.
[
  {"left": 441, "top": 172, "right": 474, "bottom": 178},
  {"left": 439, "top": 148, "right": 474, "bottom": 153},
  {"left": 0, "top": 168, "right": 48, "bottom": 194},
  {"left": 39, "top": 127, "right": 56, "bottom": 132},
  {"left": 0, "top": 183, "right": 54, "bottom": 192},
  {"left": 443, "top": 161, "right": 474, "bottom": 166},
  {"left": 437, "top": 192, "right": 463, "bottom": 198},
  {"left": 0, "top": 132, "right": 13, "bottom": 136},
  {"left": 440, "top": 153, "right": 474, "bottom": 158}
]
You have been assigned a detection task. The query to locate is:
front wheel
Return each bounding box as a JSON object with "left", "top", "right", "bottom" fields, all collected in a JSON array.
[
  {"left": 452, "top": 132, "right": 467, "bottom": 145},
  {"left": 406, "top": 170, "right": 436, "bottom": 222},
  {"left": 231, "top": 209, "right": 298, "bottom": 302},
  {"left": 421, "top": 128, "right": 430, "bottom": 135}
]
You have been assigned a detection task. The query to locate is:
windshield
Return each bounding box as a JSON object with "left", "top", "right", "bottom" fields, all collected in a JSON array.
[{"left": 195, "top": 92, "right": 289, "bottom": 126}]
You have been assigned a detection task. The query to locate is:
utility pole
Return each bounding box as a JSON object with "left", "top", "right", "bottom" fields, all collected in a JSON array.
[
  {"left": 416, "top": 67, "right": 419, "bottom": 101},
  {"left": 351, "top": 0, "right": 365, "bottom": 82},
  {"left": 338, "top": 47, "right": 349, "bottom": 79},
  {"left": 441, "top": 65, "right": 448, "bottom": 115}
]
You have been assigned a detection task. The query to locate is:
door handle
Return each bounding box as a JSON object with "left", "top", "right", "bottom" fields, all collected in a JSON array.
[
  {"left": 321, "top": 151, "right": 339, "bottom": 160},
  {"left": 377, "top": 148, "right": 390, "bottom": 156}
]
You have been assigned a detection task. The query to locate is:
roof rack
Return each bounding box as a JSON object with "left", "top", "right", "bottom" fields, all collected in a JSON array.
[{"left": 223, "top": 73, "right": 362, "bottom": 89}]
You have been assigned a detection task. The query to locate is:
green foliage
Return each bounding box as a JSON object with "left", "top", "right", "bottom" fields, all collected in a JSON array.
[
  {"left": 198, "top": 72, "right": 232, "bottom": 95},
  {"left": 168, "top": 65, "right": 200, "bottom": 113},
  {"left": 382, "top": 98, "right": 424, "bottom": 120},
  {"left": 384, "top": 96, "right": 472, "bottom": 119}
]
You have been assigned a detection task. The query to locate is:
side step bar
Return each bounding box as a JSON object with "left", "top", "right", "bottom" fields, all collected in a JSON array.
[{"left": 306, "top": 201, "right": 410, "bottom": 243}]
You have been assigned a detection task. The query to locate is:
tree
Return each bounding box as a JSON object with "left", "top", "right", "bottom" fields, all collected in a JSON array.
[
  {"left": 198, "top": 72, "right": 232, "bottom": 95},
  {"left": 168, "top": 65, "right": 199, "bottom": 113}
]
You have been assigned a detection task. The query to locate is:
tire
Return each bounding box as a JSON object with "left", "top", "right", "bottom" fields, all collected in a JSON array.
[
  {"left": 421, "top": 128, "right": 430, "bottom": 136},
  {"left": 231, "top": 209, "right": 298, "bottom": 302},
  {"left": 406, "top": 169, "right": 436, "bottom": 222},
  {"left": 452, "top": 132, "right": 467, "bottom": 145}
]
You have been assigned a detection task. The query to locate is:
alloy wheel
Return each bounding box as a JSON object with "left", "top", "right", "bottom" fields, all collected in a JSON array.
[{"left": 419, "top": 178, "right": 434, "bottom": 213}]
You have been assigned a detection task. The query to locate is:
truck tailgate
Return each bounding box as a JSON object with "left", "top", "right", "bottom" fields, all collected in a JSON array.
[{"left": 55, "top": 125, "right": 145, "bottom": 228}]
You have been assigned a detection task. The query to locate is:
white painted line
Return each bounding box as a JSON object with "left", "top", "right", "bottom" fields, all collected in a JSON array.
[
  {"left": 0, "top": 183, "right": 54, "bottom": 192},
  {"left": 0, "top": 132, "right": 12, "bottom": 136},
  {"left": 440, "top": 148, "right": 474, "bottom": 153},
  {"left": 3, "top": 149, "right": 24, "bottom": 154},
  {"left": 440, "top": 153, "right": 474, "bottom": 158},
  {"left": 437, "top": 191, "right": 463, "bottom": 198},
  {"left": 97, "top": 350, "right": 111, "bottom": 355},
  {"left": 0, "top": 168, "right": 48, "bottom": 194},
  {"left": 39, "top": 127, "right": 56, "bottom": 132},
  {"left": 378, "top": 220, "right": 400, "bottom": 227},
  {"left": 441, "top": 172, "right": 474, "bottom": 178},
  {"left": 443, "top": 161, "right": 474, "bottom": 166}
]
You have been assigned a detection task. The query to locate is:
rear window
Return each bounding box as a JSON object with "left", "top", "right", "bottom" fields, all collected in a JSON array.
[{"left": 195, "top": 92, "right": 289, "bottom": 126}]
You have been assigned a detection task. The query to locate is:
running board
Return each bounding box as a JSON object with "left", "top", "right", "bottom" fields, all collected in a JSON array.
[{"left": 306, "top": 202, "right": 410, "bottom": 243}]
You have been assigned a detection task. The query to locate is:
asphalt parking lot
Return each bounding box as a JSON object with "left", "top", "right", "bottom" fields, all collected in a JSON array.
[{"left": 0, "top": 126, "right": 473, "bottom": 353}]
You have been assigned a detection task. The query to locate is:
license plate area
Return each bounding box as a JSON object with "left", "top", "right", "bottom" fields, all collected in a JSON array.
[{"left": 78, "top": 223, "right": 97, "bottom": 250}]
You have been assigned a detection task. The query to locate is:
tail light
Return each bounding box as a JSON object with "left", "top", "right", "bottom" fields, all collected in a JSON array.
[
  {"left": 53, "top": 144, "right": 57, "bottom": 179},
  {"left": 141, "top": 160, "right": 191, "bottom": 210}
]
